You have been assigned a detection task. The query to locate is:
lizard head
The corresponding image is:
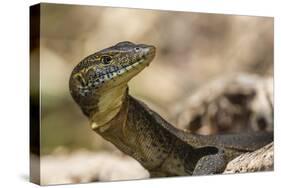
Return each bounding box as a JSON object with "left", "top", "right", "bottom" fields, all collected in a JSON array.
[
  {"left": 69, "top": 41, "right": 156, "bottom": 123},
  {"left": 70, "top": 41, "right": 155, "bottom": 102}
]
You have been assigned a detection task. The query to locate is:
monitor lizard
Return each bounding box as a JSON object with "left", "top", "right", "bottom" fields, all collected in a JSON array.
[{"left": 69, "top": 41, "right": 273, "bottom": 177}]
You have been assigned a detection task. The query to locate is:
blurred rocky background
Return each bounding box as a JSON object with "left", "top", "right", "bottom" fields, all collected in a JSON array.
[{"left": 30, "top": 3, "right": 273, "bottom": 184}]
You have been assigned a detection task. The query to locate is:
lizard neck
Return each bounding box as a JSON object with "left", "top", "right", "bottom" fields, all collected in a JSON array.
[
  {"left": 95, "top": 94, "right": 198, "bottom": 176},
  {"left": 89, "top": 84, "right": 128, "bottom": 130}
]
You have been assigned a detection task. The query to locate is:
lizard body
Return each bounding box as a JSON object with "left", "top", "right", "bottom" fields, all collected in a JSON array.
[{"left": 69, "top": 41, "right": 273, "bottom": 177}]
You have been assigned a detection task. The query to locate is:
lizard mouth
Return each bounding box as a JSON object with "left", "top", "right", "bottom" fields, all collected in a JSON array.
[
  {"left": 93, "top": 45, "right": 156, "bottom": 88},
  {"left": 93, "top": 59, "right": 147, "bottom": 88}
]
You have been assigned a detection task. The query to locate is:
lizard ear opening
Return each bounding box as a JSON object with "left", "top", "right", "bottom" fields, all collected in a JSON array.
[{"left": 75, "top": 74, "right": 86, "bottom": 87}]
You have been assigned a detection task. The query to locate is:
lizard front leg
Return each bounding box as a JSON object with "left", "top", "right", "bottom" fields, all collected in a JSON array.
[{"left": 193, "top": 148, "right": 227, "bottom": 175}]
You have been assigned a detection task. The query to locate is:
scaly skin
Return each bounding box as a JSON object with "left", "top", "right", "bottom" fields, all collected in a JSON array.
[{"left": 69, "top": 41, "right": 273, "bottom": 177}]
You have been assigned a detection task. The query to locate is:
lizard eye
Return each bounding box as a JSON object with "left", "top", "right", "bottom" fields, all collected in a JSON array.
[{"left": 101, "top": 56, "right": 112, "bottom": 65}]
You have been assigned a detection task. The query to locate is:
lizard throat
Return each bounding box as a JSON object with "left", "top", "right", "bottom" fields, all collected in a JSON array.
[
  {"left": 88, "top": 59, "right": 150, "bottom": 130},
  {"left": 90, "top": 84, "right": 128, "bottom": 130}
]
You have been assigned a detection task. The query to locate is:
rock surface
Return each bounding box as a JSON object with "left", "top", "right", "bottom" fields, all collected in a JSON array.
[
  {"left": 175, "top": 73, "right": 273, "bottom": 135},
  {"left": 224, "top": 142, "right": 273, "bottom": 174},
  {"left": 41, "top": 150, "right": 149, "bottom": 185}
]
